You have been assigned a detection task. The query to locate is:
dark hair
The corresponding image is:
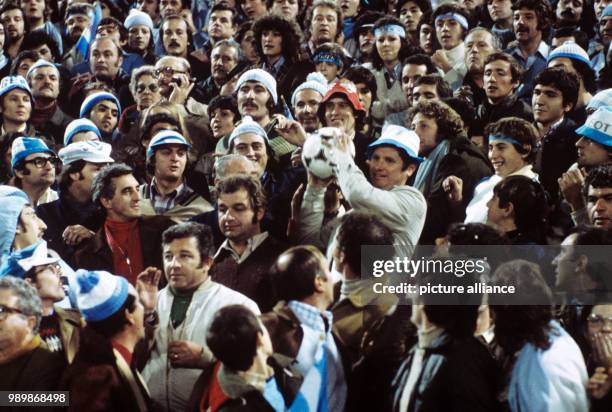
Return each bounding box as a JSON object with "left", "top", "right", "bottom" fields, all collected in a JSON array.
[
  {"left": 512, "top": 0, "right": 553, "bottom": 37},
  {"left": 336, "top": 212, "right": 394, "bottom": 276},
  {"left": 253, "top": 14, "right": 303, "bottom": 63},
  {"left": 10, "top": 51, "right": 39, "bottom": 75},
  {"left": 270, "top": 245, "right": 327, "bottom": 301},
  {"left": 446, "top": 222, "right": 509, "bottom": 272},
  {"left": 353, "top": 11, "right": 385, "bottom": 42},
  {"left": 141, "top": 112, "right": 182, "bottom": 142},
  {"left": 216, "top": 174, "right": 267, "bottom": 219},
  {"left": 583, "top": 164, "right": 612, "bottom": 199},
  {"left": 371, "top": 15, "right": 415, "bottom": 70},
  {"left": 485, "top": 117, "right": 538, "bottom": 163},
  {"left": 58, "top": 159, "right": 87, "bottom": 193},
  {"left": 570, "top": 225, "right": 612, "bottom": 292},
  {"left": 412, "top": 74, "right": 453, "bottom": 100},
  {"left": 396, "top": 0, "right": 432, "bottom": 20},
  {"left": 552, "top": 27, "right": 589, "bottom": 51},
  {"left": 210, "top": 2, "right": 238, "bottom": 27},
  {"left": 91, "top": 163, "right": 134, "bottom": 211},
  {"left": 549, "top": 50, "right": 596, "bottom": 94},
  {"left": 65, "top": 3, "right": 94, "bottom": 19},
  {"left": 484, "top": 52, "right": 524, "bottom": 84},
  {"left": 19, "top": 31, "right": 61, "bottom": 62},
  {"left": 87, "top": 294, "right": 137, "bottom": 338},
  {"left": 407, "top": 100, "right": 464, "bottom": 141},
  {"left": 368, "top": 143, "right": 416, "bottom": 171},
  {"left": 317, "top": 91, "right": 366, "bottom": 131},
  {"left": 534, "top": 67, "right": 580, "bottom": 109},
  {"left": 402, "top": 53, "right": 438, "bottom": 75},
  {"left": 417, "top": 259, "right": 482, "bottom": 338},
  {"left": 493, "top": 176, "right": 549, "bottom": 242},
  {"left": 235, "top": 21, "right": 254, "bottom": 43},
  {"left": 206, "top": 304, "right": 261, "bottom": 371},
  {"left": 417, "top": 12, "right": 440, "bottom": 54},
  {"left": 161, "top": 14, "right": 194, "bottom": 52},
  {"left": 207, "top": 95, "right": 240, "bottom": 120},
  {"left": 490, "top": 259, "right": 555, "bottom": 353},
  {"left": 304, "top": 0, "right": 343, "bottom": 43},
  {"left": 342, "top": 67, "right": 377, "bottom": 100},
  {"left": 432, "top": 3, "right": 472, "bottom": 39},
  {"left": 98, "top": 16, "right": 128, "bottom": 42},
  {"left": 162, "top": 222, "right": 216, "bottom": 261}
]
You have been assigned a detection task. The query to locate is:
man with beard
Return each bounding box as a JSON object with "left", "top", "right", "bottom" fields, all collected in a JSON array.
[
  {"left": 291, "top": 72, "right": 329, "bottom": 133},
  {"left": 0, "top": 3, "right": 26, "bottom": 60},
  {"left": 350, "top": 11, "right": 384, "bottom": 67},
  {"left": 461, "top": 28, "right": 501, "bottom": 109},
  {"left": 507, "top": 0, "right": 553, "bottom": 102},
  {"left": 556, "top": 0, "right": 585, "bottom": 30},
  {"left": 26, "top": 60, "right": 72, "bottom": 146},
  {"left": 139, "top": 130, "right": 213, "bottom": 222},
  {"left": 199, "top": 39, "right": 241, "bottom": 105},
  {"left": 160, "top": 14, "right": 209, "bottom": 83},
  {"left": 74, "top": 163, "right": 174, "bottom": 284},
  {"left": 304, "top": 0, "right": 344, "bottom": 55},
  {"left": 20, "top": 0, "right": 63, "bottom": 56},
  {"left": 62, "top": 3, "right": 95, "bottom": 71},
  {"left": 154, "top": 56, "right": 207, "bottom": 117},
  {"left": 582, "top": 164, "right": 612, "bottom": 230},
  {"left": 11, "top": 137, "right": 59, "bottom": 207}
]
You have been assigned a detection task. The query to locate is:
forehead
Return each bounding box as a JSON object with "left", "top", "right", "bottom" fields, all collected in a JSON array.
[
  {"left": 466, "top": 30, "right": 493, "bottom": 43},
  {"left": 163, "top": 235, "right": 199, "bottom": 252},
  {"left": 5, "top": 89, "right": 30, "bottom": 98},
  {"left": 313, "top": 6, "right": 336, "bottom": 18},
  {"left": 92, "top": 39, "right": 118, "bottom": 53},
  {"left": 296, "top": 88, "right": 322, "bottom": 101},
  {"left": 212, "top": 45, "right": 237, "bottom": 56},
  {"left": 413, "top": 112, "right": 435, "bottom": 122},
  {"left": 93, "top": 100, "right": 119, "bottom": 111},
  {"left": 414, "top": 83, "right": 437, "bottom": 92},
  {"left": 129, "top": 24, "right": 151, "bottom": 31},
  {"left": 2, "top": 9, "right": 24, "bottom": 18},
  {"left": 164, "top": 18, "right": 187, "bottom": 30},
  {"left": 31, "top": 66, "right": 58, "bottom": 76},
  {"left": 219, "top": 187, "right": 251, "bottom": 204},
  {"left": 403, "top": 63, "right": 427, "bottom": 76},
  {"left": 588, "top": 186, "right": 612, "bottom": 196},
  {"left": 548, "top": 57, "right": 575, "bottom": 70},
  {"left": 515, "top": 8, "right": 537, "bottom": 16},
  {"left": 535, "top": 83, "right": 561, "bottom": 93},
  {"left": 112, "top": 173, "right": 138, "bottom": 190},
  {"left": 24, "top": 152, "right": 51, "bottom": 161},
  {"left": 373, "top": 145, "right": 402, "bottom": 159},
  {"left": 67, "top": 13, "right": 89, "bottom": 21},
  {"left": 240, "top": 81, "right": 267, "bottom": 91},
  {"left": 136, "top": 74, "right": 156, "bottom": 83},
  {"left": 211, "top": 9, "right": 233, "bottom": 18},
  {"left": 592, "top": 304, "right": 612, "bottom": 317},
  {"left": 0, "top": 288, "right": 18, "bottom": 307},
  {"left": 235, "top": 133, "right": 266, "bottom": 144},
  {"left": 326, "top": 96, "right": 351, "bottom": 105},
  {"left": 157, "top": 57, "right": 186, "bottom": 70},
  {"left": 485, "top": 59, "right": 511, "bottom": 70}
]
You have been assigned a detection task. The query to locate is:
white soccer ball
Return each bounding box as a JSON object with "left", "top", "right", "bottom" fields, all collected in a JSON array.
[{"left": 301, "top": 127, "right": 341, "bottom": 180}]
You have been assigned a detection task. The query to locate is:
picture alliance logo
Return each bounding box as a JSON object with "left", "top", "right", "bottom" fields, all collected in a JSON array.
[{"left": 371, "top": 256, "right": 489, "bottom": 278}]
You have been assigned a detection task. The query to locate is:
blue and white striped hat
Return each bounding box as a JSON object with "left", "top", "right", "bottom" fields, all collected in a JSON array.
[
  {"left": 0, "top": 75, "right": 32, "bottom": 99},
  {"left": 235, "top": 69, "right": 278, "bottom": 104},
  {"left": 228, "top": 116, "right": 268, "bottom": 145},
  {"left": 587, "top": 89, "right": 612, "bottom": 111},
  {"left": 11, "top": 137, "right": 55, "bottom": 170},
  {"left": 146, "top": 130, "right": 192, "bottom": 159},
  {"left": 367, "top": 124, "right": 424, "bottom": 163},
  {"left": 64, "top": 118, "right": 102, "bottom": 146},
  {"left": 548, "top": 41, "right": 590, "bottom": 66},
  {"left": 576, "top": 107, "right": 612, "bottom": 147},
  {"left": 79, "top": 92, "right": 121, "bottom": 118},
  {"left": 75, "top": 269, "right": 129, "bottom": 322}
]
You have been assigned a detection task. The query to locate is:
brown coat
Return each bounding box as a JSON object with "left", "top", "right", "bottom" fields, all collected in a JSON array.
[
  {"left": 260, "top": 302, "right": 304, "bottom": 359},
  {"left": 74, "top": 216, "right": 174, "bottom": 279},
  {"left": 56, "top": 307, "right": 85, "bottom": 364}
]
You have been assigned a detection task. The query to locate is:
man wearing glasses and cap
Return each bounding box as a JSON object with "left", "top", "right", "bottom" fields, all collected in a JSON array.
[{"left": 11, "top": 136, "right": 59, "bottom": 207}]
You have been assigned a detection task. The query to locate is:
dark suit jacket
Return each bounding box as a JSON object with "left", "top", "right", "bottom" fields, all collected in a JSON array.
[{"left": 73, "top": 216, "right": 174, "bottom": 280}]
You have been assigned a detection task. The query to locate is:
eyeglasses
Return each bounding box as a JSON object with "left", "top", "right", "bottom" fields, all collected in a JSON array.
[
  {"left": 33, "top": 263, "right": 62, "bottom": 277},
  {"left": 587, "top": 314, "right": 612, "bottom": 329},
  {"left": 0, "top": 304, "right": 24, "bottom": 321},
  {"left": 136, "top": 83, "right": 159, "bottom": 93},
  {"left": 23, "top": 156, "right": 60, "bottom": 168},
  {"left": 154, "top": 67, "right": 187, "bottom": 78}
]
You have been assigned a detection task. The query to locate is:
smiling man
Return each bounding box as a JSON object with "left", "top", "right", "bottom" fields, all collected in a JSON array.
[
  {"left": 139, "top": 130, "right": 212, "bottom": 222},
  {"left": 210, "top": 174, "right": 286, "bottom": 311},
  {"left": 74, "top": 163, "right": 173, "bottom": 284}
]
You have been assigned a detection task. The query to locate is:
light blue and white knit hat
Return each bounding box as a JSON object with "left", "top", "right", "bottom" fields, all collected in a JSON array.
[
  {"left": 11, "top": 137, "right": 55, "bottom": 170},
  {"left": 79, "top": 92, "right": 121, "bottom": 118},
  {"left": 146, "top": 130, "right": 192, "bottom": 159},
  {"left": 576, "top": 107, "right": 612, "bottom": 147},
  {"left": 0, "top": 186, "right": 30, "bottom": 264},
  {"left": 124, "top": 9, "right": 154, "bottom": 31},
  {"left": 235, "top": 69, "right": 278, "bottom": 104},
  {"left": 64, "top": 118, "right": 102, "bottom": 146},
  {"left": 0, "top": 75, "right": 32, "bottom": 99},
  {"left": 291, "top": 72, "right": 330, "bottom": 107},
  {"left": 548, "top": 41, "right": 590, "bottom": 65},
  {"left": 228, "top": 116, "right": 269, "bottom": 145},
  {"left": 75, "top": 269, "right": 129, "bottom": 322}
]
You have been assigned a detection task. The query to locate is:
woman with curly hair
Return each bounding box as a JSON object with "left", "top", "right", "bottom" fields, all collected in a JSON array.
[
  {"left": 252, "top": 14, "right": 314, "bottom": 105},
  {"left": 406, "top": 100, "right": 493, "bottom": 244}
]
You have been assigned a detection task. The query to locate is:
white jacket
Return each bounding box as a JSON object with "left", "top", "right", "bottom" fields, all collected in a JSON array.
[{"left": 142, "top": 279, "right": 260, "bottom": 411}]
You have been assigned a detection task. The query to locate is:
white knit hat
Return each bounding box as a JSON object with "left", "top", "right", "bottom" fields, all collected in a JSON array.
[
  {"left": 124, "top": 9, "right": 154, "bottom": 31},
  {"left": 235, "top": 69, "right": 278, "bottom": 104},
  {"left": 228, "top": 116, "right": 268, "bottom": 145},
  {"left": 75, "top": 269, "right": 129, "bottom": 322},
  {"left": 548, "top": 41, "right": 590, "bottom": 65},
  {"left": 588, "top": 89, "right": 612, "bottom": 111},
  {"left": 291, "top": 72, "right": 330, "bottom": 106}
]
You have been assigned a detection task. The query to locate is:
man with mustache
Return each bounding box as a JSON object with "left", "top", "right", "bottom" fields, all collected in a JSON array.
[
  {"left": 507, "top": 0, "right": 554, "bottom": 102},
  {"left": 350, "top": 11, "right": 384, "bottom": 67},
  {"left": 199, "top": 39, "right": 241, "bottom": 105},
  {"left": 74, "top": 163, "right": 173, "bottom": 284},
  {"left": 26, "top": 60, "right": 73, "bottom": 146},
  {"left": 61, "top": 3, "right": 94, "bottom": 71},
  {"left": 139, "top": 130, "right": 213, "bottom": 222},
  {"left": 0, "top": 3, "right": 25, "bottom": 60},
  {"left": 556, "top": 0, "right": 584, "bottom": 29},
  {"left": 160, "top": 14, "right": 209, "bottom": 83},
  {"left": 583, "top": 164, "right": 612, "bottom": 230}
]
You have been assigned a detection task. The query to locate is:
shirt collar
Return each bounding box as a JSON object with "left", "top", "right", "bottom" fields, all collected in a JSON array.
[
  {"left": 215, "top": 231, "right": 269, "bottom": 260},
  {"left": 536, "top": 41, "right": 550, "bottom": 59},
  {"left": 288, "top": 300, "right": 333, "bottom": 333},
  {"left": 150, "top": 177, "right": 186, "bottom": 200}
]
